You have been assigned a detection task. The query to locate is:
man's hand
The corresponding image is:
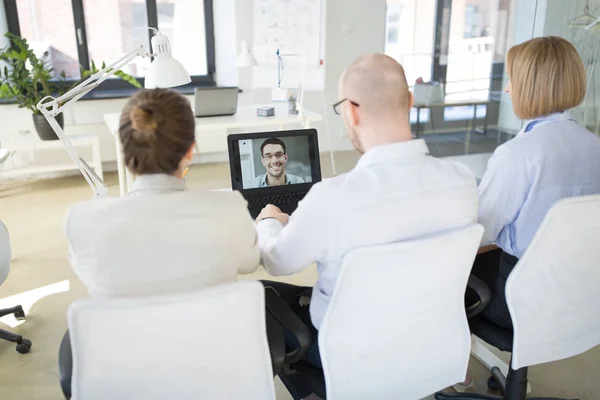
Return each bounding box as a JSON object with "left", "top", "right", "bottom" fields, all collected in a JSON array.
[{"left": 256, "top": 204, "right": 289, "bottom": 225}]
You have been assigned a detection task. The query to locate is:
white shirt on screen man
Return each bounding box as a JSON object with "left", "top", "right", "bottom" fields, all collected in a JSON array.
[
  {"left": 256, "top": 139, "right": 478, "bottom": 329},
  {"left": 66, "top": 174, "right": 260, "bottom": 298},
  {"left": 249, "top": 172, "right": 305, "bottom": 188}
]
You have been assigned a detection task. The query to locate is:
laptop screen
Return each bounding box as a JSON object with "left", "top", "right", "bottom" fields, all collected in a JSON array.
[{"left": 228, "top": 129, "right": 321, "bottom": 192}]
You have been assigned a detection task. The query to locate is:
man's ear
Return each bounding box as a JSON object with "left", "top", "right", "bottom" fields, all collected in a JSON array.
[
  {"left": 347, "top": 102, "right": 359, "bottom": 127},
  {"left": 408, "top": 91, "right": 414, "bottom": 110}
]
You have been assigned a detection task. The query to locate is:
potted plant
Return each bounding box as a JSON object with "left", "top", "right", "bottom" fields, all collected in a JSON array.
[{"left": 0, "top": 33, "right": 141, "bottom": 140}]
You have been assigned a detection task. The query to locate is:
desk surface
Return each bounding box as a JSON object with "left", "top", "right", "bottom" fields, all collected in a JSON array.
[
  {"left": 104, "top": 104, "right": 323, "bottom": 136},
  {"left": 413, "top": 98, "right": 492, "bottom": 108}
]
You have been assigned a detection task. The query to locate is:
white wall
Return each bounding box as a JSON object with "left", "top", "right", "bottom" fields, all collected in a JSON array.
[
  {"left": 0, "top": 0, "right": 387, "bottom": 172},
  {"left": 232, "top": 0, "right": 386, "bottom": 153}
]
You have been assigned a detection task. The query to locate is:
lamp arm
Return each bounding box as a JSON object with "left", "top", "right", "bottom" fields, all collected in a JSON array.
[
  {"left": 40, "top": 46, "right": 145, "bottom": 114},
  {"left": 36, "top": 45, "right": 147, "bottom": 198},
  {"left": 586, "top": 16, "right": 600, "bottom": 30}
]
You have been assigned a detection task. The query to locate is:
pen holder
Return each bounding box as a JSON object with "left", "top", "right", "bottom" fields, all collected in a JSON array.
[
  {"left": 288, "top": 98, "right": 298, "bottom": 114},
  {"left": 287, "top": 89, "right": 299, "bottom": 114}
]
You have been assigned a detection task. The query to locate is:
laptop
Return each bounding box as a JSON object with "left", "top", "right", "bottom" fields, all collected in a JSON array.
[
  {"left": 228, "top": 129, "right": 322, "bottom": 219},
  {"left": 194, "top": 87, "right": 238, "bottom": 117}
]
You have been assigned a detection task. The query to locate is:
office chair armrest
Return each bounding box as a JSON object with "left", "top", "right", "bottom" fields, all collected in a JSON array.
[
  {"left": 58, "top": 330, "right": 72, "bottom": 399},
  {"left": 466, "top": 274, "right": 492, "bottom": 318},
  {"left": 265, "top": 310, "right": 285, "bottom": 375},
  {"left": 264, "top": 287, "right": 313, "bottom": 364}
]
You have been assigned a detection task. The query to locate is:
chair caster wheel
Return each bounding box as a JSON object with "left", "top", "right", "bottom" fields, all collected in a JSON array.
[
  {"left": 14, "top": 309, "right": 26, "bottom": 320},
  {"left": 16, "top": 339, "right": 32, "bottom": 354},
  {"left": 487, "top": 375, "right": 499, "bottom": 391}
]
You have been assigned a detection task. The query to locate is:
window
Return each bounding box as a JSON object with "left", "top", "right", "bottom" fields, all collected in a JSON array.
[
  {"left": 3, "top": 0, "right": 215, "bottom": 91},
  {"left": 385, "top": 4, "right": 403, "bottom": 45},
  {"left": 15, "top": 0, "right": 80, "bottom": 79},
  {"left": 385, "top": 0, "right": 435, "bottom": 85},
  {"left": 156, "top": 0, "right": 207, "bottom": 76}
]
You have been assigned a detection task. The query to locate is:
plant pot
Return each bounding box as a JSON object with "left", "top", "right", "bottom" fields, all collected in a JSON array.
[{"left": 32, "top": 113, "right": 63, "bottom": 141}]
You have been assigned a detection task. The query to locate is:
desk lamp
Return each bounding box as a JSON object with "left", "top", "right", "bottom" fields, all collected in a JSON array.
[{"left": 36, "top": 28, "right": 191, "bottom": 198}]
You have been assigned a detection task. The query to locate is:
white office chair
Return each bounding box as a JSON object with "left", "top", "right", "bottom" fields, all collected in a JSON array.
[
  {"left": 437, "top": 195, "right": 600, "bottom": 400},
  {"left": 277, "top": 224, "right": 484, "bottom": 400},
  {"left": 66, "top": 281, "right": 276, "bottom": 400},
  {"left": 0, "top": 219, "right": 31, "bottom": 353},
  {"left": 0, "top": 148, "right": 9, "bottom": 176}
]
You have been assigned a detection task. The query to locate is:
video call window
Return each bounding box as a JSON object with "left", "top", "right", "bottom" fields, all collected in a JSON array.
[{"left": 239, "top": 136, "right": 313, "bottom": 189}]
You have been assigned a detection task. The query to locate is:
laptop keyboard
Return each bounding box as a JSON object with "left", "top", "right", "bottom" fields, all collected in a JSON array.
[{"left": 246, "top": 192, "right": 307, "bottom": 209}]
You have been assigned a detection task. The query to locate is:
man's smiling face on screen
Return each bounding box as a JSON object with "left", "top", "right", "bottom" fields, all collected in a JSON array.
[{"left": 262, "top": 143, "right": 288, "bottom": 179}]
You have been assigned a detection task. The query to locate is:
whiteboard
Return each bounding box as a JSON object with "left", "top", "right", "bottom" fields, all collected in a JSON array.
[{"left": 253, "top": 0, "right": 322, "bottom": 67}]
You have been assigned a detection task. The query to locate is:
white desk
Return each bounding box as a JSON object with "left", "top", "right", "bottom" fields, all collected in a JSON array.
[{"left": 105, "top": 103, "right": 325, "bottom": 196}]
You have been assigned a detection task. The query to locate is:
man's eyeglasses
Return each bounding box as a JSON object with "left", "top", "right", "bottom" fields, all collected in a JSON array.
[
  {"left": 263, "top": 152, "right": 286, "bottom": 160},
  {"left": 332, "top": 98, "right": 360, "bottom": 115}
]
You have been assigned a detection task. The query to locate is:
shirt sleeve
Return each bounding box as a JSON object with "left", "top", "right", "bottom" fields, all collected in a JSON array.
[
  {"left": 228, "top": 193, "right": 260, "bottom": 274},
  {"left": 478, "top": 144, "right": 531, "bottom": 246},
  {"left": 237, "top": 214, "right": 261, "bottom": 274},
  {"left": 256, "top": 183, "right": 328, "bottom": 276}
]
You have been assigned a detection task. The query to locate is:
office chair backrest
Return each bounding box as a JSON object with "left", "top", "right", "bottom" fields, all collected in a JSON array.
[
  {"left": 68, "top": 281, "right": 276, "bottom": 400},
  {"left": 0, "top": 149, "right": 10, "bottom": 174},
  {"left": 319, "top": 224, "right": 484, "bottom": 400},
  {"left": 506, "top": 195, "right": 600, "bottom": 370},
  {"left": 0, "top": 148, "right": 8, "bottom": 175},
  {"left": 0, "top": 220, "right": 10, "bottom": 286}
]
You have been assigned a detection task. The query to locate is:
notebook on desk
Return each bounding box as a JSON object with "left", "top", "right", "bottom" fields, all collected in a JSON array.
[{"left": 228, "top": 129, "right": 322, "bottom": 219}]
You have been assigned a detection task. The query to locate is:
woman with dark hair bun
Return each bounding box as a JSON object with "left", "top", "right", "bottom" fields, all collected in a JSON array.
[{"left": 65, "top": 89, "right": 259, "bottom": 298}]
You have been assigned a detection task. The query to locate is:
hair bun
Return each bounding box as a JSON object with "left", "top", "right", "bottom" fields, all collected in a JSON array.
[{"left": 130, "top": 104, "right": 162, "bottom": 145}]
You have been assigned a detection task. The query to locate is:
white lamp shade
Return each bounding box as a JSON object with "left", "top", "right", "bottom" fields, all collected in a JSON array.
[
  {"left": 144, "top": 33, "right": 191, "bottom": 89},
  {"left": 145, "top": 58, "right": 191, "bottom": 88}
]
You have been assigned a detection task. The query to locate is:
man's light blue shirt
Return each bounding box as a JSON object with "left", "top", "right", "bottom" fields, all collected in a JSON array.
[
  {"left": 248, "top": 173, "right": 305, "bottom": 188},
  {"left": 478, "top": 111, "right": 600, "bottom": 258}
]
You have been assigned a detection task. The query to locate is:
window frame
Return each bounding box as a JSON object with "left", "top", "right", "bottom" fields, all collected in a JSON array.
[{"left": 2, "top": 0, "right": 216, "bottom": 96}]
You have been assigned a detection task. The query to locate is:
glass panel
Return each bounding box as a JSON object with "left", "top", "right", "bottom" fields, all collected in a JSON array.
[
  {"left": 542, "top": 0, "right": 600, "bottom": 135},
  {"left": 83, "top": 0, "right": 150, "bottom": 78},
  {"left": 385, "top": 0, "right": 436, "bottom": 86},
  {"left": 16, "top": 0, "right": 80, "bottom": 79},
  {"left": 445, "top": 0, "right": 515, "bottom": 102},
  {"left": 156, "top": 0, "right": 208, "bottom": 76}
]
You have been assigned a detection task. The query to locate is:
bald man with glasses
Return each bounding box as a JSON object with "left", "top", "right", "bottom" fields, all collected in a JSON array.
[{"left": 256, "top": 54, "right": 479, "bottom": 369}]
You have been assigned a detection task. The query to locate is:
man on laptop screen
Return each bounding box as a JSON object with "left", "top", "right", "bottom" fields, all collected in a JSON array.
[{"left": 247, "top": 138, "right": 305, "bottom": 188}]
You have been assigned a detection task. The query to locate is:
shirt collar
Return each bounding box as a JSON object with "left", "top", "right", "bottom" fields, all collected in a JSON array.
[
  {"left": 356, "top": 139, "right": 429, "bottom": 169},
  {"left": 522, "top": 111, "right": 575, "bottom": 134},
  {"left": 260, "top": 174, "right": 292, "bottom": 187},
  {"left": 129, "top": 173, "right": 186, "bottom": 194}
]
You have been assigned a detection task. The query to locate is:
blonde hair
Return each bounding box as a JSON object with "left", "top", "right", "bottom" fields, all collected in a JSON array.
[{"left": 506, "top": 36, "right": 586, "bottom": 120}]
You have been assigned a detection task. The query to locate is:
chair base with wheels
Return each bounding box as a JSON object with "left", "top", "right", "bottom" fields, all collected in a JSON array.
[
  {"left": 434, "top": 316, "right": 578, "bottom": 400},
  {"left": 435, "top": 362, "right": 575, "bottom": 400},
  {"left": 0, "top": 305, "right": 32, "bottom": 354}
]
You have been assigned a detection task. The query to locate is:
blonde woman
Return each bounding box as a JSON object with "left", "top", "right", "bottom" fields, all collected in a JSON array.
[
  {"left": 474, "top": 36, "right": 600, "bottom": 329},
  {"left": 458, "top": 35, "right": 600, "bottom": 393}
]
